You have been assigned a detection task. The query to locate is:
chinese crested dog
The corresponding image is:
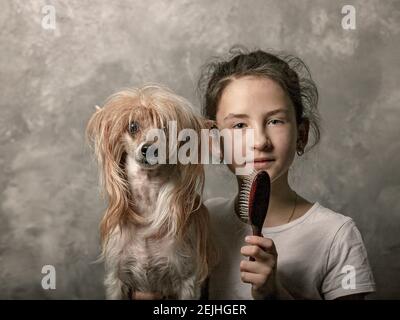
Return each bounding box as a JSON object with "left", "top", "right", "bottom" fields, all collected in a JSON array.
[{"left": 86, "top": 85, "right": 216, "bottom": 299}]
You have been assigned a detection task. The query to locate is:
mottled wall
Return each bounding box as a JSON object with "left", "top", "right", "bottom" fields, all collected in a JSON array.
[{"left": 0, "top": 0, "right": 399, "bottom": 299}]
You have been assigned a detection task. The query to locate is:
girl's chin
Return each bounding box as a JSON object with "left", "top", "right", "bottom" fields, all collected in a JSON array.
[
  {"left": 229, "top": 165, "right": 276, "bottom": 180},
  {"left": 229, "top": 162, "right": 288, "bottom": 185}
]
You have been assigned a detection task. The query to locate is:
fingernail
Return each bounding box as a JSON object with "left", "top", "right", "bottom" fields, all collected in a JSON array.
[{"left": 245, "top": 236, "right": 250, "bottom": 241}]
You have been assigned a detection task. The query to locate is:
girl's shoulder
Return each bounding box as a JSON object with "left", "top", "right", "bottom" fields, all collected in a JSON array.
[
  {"left": 308, "top": 202, "right": 353, "bottom": 226},
  {"left": 275, "top": 201, "right": 358, "bottom": 243},
  {"left": 288, "top": 202, "right": 365, "bottom": 255},
  {"left": 313, "top": 204, "right": 367, "bottom": 246}
]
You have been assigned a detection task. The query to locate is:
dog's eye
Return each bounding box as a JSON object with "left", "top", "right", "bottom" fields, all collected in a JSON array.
[{"left": 129, "top": 121, "right": 139, "bottom": 134}]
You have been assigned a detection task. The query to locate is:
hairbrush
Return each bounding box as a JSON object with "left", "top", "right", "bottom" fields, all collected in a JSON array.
[{"left": 238, "top": 170, "right": 271, "bottom": 260}]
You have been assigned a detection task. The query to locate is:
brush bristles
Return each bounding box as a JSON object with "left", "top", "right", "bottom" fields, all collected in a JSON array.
[{"left": 237, "top": 169, "right": 259, "bottom": 221}]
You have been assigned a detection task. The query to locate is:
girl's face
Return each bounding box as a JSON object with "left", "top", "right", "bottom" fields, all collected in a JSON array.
[{"left": 216, "top": 76, "right": 299, "bottom": 183}]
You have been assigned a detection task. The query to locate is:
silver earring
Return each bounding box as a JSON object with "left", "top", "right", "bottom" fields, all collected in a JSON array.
[{"left": 297, "top": 141, "right": 304, "bottom": 156}]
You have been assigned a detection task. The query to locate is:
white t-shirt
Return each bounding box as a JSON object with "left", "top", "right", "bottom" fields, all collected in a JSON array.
[{"left": 204, "top": 197, "right": 376, "bottom": 300}]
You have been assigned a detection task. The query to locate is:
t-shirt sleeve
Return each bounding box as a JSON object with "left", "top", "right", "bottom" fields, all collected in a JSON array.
[{"left": 321, "top": 219, "right": 376, "bottom": 300}]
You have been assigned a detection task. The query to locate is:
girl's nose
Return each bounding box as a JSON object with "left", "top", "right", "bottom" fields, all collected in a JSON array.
[{"left": 253, "top": 127, "right": 272, "bottom": 151}]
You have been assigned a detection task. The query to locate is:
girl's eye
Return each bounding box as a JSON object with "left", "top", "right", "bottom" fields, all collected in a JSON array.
[
  {"left": 232, "top": 123, "right": 247, "bottom": 129},
  {"left": 129, "top": 121, "right": 140, "bottom": 134},
  {"left": 267, "top": 119, "right": 284, "bottom": 126}
]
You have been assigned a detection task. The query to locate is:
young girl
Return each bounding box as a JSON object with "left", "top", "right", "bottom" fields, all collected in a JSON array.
[{"left": 199, "top": 47, "right": 376, "bottom": 300}]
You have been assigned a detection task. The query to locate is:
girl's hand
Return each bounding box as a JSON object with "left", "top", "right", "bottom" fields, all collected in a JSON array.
[{"left": 240, "top": 235, "right": 278, "bottom": 300}]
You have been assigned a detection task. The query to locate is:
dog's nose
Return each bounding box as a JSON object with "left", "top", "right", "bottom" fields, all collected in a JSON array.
[
  {"left": 141, "top": 144, "right": 150, "bottom": 157},
  {"left": 141, "top": 144, "right": 158, "bottom": 157}
]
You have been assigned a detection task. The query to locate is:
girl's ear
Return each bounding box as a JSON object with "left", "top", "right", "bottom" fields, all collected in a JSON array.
[{"left": 297, "top": 118, "right": 310, "bottom": 149}]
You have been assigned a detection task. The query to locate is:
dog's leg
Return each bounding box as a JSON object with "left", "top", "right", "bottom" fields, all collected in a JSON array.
[
  {"left": 105, "top": 272, "right": 128, "bottom": 300},
  {"left": 178, "top": 276, "right": 200, "bottom": 300}
]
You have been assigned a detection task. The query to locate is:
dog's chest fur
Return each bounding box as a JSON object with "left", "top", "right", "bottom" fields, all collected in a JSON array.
[
  {"left": 126, "top": 160, "right": 171, "bottom": 216},
  {"left": 106, "top": 222, "right": 196, "bottom": 297},
  {"left": 105, "top": 160, "right": 197, "bottom": 297}
]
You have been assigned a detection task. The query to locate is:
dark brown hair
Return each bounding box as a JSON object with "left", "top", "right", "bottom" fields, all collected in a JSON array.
[{"left": 197, "top": 46, "right": 321, "bottom": 151}]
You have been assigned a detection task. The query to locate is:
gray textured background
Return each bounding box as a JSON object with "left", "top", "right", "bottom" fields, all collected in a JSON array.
[{"left": 0, "top": 0, "right": 399, "bottom": 299}]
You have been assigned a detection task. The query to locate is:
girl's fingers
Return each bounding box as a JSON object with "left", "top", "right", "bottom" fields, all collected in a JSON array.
[
  {"left": 244, "top": 236, "right": 277, "bottom": 255},
  {"left": 240, "top": 271, "right": 268, "bottom": 289},
  {"left": 240, "top": 258, "right": 274, "bottom": 275},
  {"left": 240, "top": 244, "right": 275, "bottom": 261},
  {"left": 239, "top": 236, "right": 277, "bottom": 290}
]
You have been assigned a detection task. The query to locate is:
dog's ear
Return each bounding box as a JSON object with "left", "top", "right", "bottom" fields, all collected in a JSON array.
[{"left": 86, "top": 105, "right": 105, "bottom": 146}]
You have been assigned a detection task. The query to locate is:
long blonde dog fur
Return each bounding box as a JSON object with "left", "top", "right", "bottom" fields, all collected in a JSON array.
[{"left": 86, "top": 85, "right": 216, "bottom": 299}]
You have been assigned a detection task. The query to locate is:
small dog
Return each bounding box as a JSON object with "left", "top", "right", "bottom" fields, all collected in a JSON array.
[{"left": 86, "top": 85, "right": 216, "bottom": 299}]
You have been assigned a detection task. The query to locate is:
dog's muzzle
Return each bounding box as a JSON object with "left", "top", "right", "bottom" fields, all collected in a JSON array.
[{"left": 138, "top": 143, "right": 159, "bottom": 166}]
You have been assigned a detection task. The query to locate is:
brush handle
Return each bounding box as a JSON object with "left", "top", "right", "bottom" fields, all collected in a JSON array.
[
  {"left": 247, "top": 171, "right": 270, "bottom": 262},
  {"left": 252, "top": 225, "right": 263, "bottom": 237},
  {"left": 250, "top": 225, "right": 263, "bottom": 261}
]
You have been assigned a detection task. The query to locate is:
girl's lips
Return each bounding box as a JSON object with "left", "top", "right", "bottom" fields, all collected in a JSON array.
[
  {"left": 250, "top": 159, "right": 275, "bottom": 169},
  {"left": 254, "top": 158, "right": 274, "bottom": 162}
]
